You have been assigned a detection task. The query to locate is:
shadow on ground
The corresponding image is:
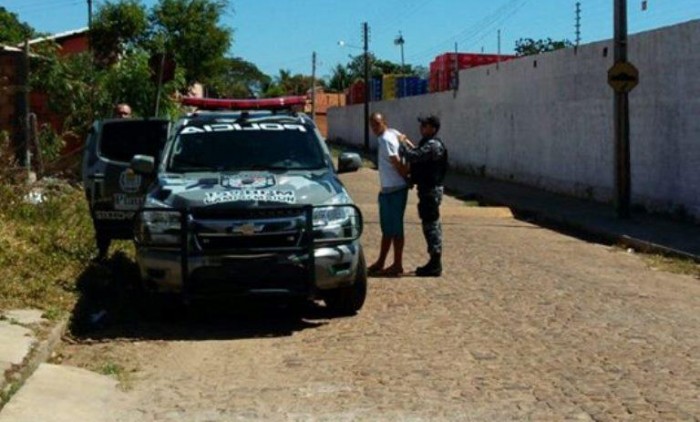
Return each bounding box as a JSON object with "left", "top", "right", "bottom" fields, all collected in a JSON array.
[
  {"left": 68, "top": 251, "right": 331, "bottom": 343},
  {"left": 449, "top": 190, "right": 612, "bottom": 245}
]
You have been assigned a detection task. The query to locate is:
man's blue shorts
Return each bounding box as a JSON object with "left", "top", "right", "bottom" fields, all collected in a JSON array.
[{"left": 378, "top": 187, "right": 409, "bottom": 237}]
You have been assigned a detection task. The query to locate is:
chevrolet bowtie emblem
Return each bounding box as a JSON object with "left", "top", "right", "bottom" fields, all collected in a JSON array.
[{"left": 230, "top": 223, "right": 264, "bottom": 236}]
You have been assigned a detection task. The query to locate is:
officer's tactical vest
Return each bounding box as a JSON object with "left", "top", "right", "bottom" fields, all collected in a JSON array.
[{"left": 410, "top": 137, "right": 448, "bottom": 188}]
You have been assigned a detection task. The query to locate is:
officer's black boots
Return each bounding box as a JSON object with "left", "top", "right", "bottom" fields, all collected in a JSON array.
[{"left": 416, "top": 253, "right": 442, "bottom": 277}]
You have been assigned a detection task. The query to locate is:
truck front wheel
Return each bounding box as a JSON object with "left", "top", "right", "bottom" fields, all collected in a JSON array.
[{"left": 322, "top": 251, "right": 367, "bottom": 316}]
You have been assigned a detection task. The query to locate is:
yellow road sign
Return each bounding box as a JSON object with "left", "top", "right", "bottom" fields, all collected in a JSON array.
[{"left": 608, "top": 61, "right": 639, "bottom": 93}]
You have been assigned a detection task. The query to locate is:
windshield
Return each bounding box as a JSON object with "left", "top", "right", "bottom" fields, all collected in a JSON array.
[{"left": 167, "top": 122, "right": 326, "bottom": 172}]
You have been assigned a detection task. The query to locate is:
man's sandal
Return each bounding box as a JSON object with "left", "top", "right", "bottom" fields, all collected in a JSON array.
[{"left": 367, "top": 264, "right": 384, "bottom": 276}]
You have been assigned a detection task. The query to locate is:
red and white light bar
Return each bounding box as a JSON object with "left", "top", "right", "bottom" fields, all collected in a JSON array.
[{"left": 180, "top": 96, "right": 307, "bottom": 111}]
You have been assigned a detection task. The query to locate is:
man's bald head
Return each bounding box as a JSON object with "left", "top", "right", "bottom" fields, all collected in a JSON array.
[
  {"left": 114, "top": 103, "right": 132, "bottom": 118},
  {"left": 370, "top": 112, "right": 387, "bottom": 136}
]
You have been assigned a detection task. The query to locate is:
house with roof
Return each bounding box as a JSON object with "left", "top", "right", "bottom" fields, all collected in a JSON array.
[{"left": 0, "top": 28, "right": 90, "bottom": 162}]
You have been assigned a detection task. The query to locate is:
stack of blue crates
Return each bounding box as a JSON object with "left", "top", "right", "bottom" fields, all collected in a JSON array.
[
  {"left": 395, "top": 76, "right": 428, "bottom": 98},
  {"left": 370, "top": 77, "right": 382, "bottom": 101},
  {"left": 419, "top": 79, "right": 428, "bottom": 95}
]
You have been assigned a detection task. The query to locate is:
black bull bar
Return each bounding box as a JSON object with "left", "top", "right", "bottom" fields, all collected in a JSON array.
[{"left": 133, "top": 204, "right": 363, "bottom": 297}]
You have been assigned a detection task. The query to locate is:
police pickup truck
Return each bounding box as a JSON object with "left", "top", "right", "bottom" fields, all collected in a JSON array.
[{"left": 129, "top": 97, "right": 367, "bottom": 315}]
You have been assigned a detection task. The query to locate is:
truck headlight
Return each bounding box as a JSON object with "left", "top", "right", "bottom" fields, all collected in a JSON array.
[
  {"left": 135, "top": 210, "right": 182, "bottom": 245},
  {"left": 312, "top": 205, "right": 362, "bottom": 243}
]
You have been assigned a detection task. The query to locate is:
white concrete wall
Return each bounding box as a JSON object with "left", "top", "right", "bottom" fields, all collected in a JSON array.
[{"left": 328, "top": 20, "right": 700, "bottom": 219}]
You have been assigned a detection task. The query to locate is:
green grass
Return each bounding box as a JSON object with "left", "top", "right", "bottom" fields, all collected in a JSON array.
[
  {"left": 99, "top": 361, "right": 135, "bottom": 391},
  {"left": 461, "top": 200, "right": 480, "bottom": 207},
  {"left": 643, "top": 254, "right": 700, "bottom": 279},
  {"left": 0, "top": 380, "right": 22, "bottom": 407},
  {"left": 100, "top": 361, "right": 124, "bottom": 376},
  {"left": 0, "top": 180, "right": 95, "bottom": 313},
  {"left": 42, "top": 307, "right": 63, "bottom": 321}
]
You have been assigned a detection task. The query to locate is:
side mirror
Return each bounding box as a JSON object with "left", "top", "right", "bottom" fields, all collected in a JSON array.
[
  {"left": 130, "top": 155, "right": 155, "bottom": 175},
  {"left": 337, "top": 152, "right": 362, "bottom": 174}
]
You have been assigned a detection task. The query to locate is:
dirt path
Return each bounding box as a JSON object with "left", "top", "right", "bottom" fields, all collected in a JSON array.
[{"left": 59, "top": 168, "right": 700, "bottom": 421}]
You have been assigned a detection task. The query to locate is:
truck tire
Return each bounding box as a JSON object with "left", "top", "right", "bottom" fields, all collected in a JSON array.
[{"left": 323, "top": 251, "right": 367, "bottom": 316}]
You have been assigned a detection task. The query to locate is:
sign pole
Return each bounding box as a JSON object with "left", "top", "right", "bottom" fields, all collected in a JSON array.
[
  {"left": 363, "top": 22, "right": 370, "bottom": 152},
  {"left": 22, "top": 39, "right": 31, "bottom": 180},
  {"left": 154, "top": 52, "right": 166, "bottom": 117},
  {"left": 311, "top": 51, "right": 317, "bottom": 122},
  {"left": 613, "top": 0, "right": 631, "bottom": 218}
]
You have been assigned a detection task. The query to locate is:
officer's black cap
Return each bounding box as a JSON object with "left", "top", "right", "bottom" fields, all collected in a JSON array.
[{"left": 418, "top": 115, "right": 440, "bottom": 131}]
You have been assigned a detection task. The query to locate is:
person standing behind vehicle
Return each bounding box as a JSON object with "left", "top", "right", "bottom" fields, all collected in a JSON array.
[
  {"left": 398, "top": 115, "right": 448, "bottom": 277},
  {"left": 94, "top": 103, "right": 133, "bottom": 260},
  {"left": 113, "top": 103, "right": 132, "bottom": 118},
  {"left": 368, "top": 112, "right": 410, "bottom": 276}
]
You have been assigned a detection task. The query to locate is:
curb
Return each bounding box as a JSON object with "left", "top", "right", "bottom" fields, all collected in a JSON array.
[
  {"left": 0, "top": 318, "right": 69, "bottom": 410},
  {"left": 476, "top": 192, "right": 700, "bottom": 263}
]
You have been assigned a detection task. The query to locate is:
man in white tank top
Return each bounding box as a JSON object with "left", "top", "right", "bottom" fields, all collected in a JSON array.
[{"left": 368, "top": 112, "right": 410, "bottom": 276}]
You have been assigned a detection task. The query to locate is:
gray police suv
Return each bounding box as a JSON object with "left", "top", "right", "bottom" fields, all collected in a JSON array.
[{"left": 129, "top": 108, "right": 367, "bottom": 315}]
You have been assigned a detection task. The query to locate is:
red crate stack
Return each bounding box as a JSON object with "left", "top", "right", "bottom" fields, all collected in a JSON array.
[
  {"left": 429, "top": 53, "right": 517, "bottom": 92},
  {"left": 346, "top": 80, "right": 366, "bottom": 105}
]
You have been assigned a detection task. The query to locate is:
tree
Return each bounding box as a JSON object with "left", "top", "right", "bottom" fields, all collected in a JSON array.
[
  {"left": 0, "top": 7, "right": 34, "bottom": 44},
  {"left": 412, "top": 65, "right": 429, "bottom": 80},
  {"left": 373, "top": 59, "right": 413, "bottom": 76},
  {"left": 90, "top": 0, "right": 148, "bottom": 66},
  {"left": 149, "top": 0, "right": 232, "bottom": 87},
  {"left": 102, "top": 50, "right": 184, "bottom": 117},
  {"left": 515, "top": 38, "right": 574, "bottom": 56},
  {"left": 345, "top": 53, "right": 375, "bottom": 80},
  {"left": 32, "top": 51, "right": 109, "bottom": 140},
  {"left": 32, "top": 45, "right": 184, "bottom": 140},
  {"left": 208, "top": 57, "right": 271, "bottom": 98},
  {"left": 262, "top": 83, "right": 286, "bottom": 98},
  {"left": 344, "top": 54, "right": 417, "bottom": 81},
  {"left": 263, "top": 69, "right": 323, "bottom": 97},
  {"left": 328, "top": 64, "right": 350, "bottom": 92}
]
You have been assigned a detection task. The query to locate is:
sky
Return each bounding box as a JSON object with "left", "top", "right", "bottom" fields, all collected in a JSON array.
[{"left": 3, "top": 0, "right": 699, "bottom": 80}]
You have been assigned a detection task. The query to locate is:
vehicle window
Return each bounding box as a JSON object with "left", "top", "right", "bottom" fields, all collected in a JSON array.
[
  {"left": 168, "top": 123, "right": 326, "bottom": 171},
  {"left": 99, "top": 121, "right": 169, "bottom": 163}
]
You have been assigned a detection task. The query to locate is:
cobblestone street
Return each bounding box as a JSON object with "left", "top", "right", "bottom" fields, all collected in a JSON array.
[{"left": 62, "top": 168, "right": 700, "bottom": 421}]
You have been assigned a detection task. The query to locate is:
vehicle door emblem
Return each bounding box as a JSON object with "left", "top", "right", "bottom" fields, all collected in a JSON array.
[{"left": 119, "top": 169, "right": 142, "bottom": 193}]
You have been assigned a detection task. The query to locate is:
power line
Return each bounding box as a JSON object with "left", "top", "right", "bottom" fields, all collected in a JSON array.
[
  {"left": 454, "top": 0, "right": 528, "bottom": 50},
  {"left": 371, "top": 0, "right": 438, "bottom": 38},
  {"left": 406, "top": 0, "right": 526, "bottom": 62}
]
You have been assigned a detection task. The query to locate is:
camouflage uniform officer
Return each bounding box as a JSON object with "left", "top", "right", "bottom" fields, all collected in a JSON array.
[{"left": 398, "top": 115, "right": 448, "bottom": 277}]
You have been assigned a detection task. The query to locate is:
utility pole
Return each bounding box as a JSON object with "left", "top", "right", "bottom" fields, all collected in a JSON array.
[
  {"left": 21, "top": 39, "right": 31, "bottom": 180},
  {"left": 363, "top": 22, "right": 370, "bottom": 152},
  {"left": 575, "top": 2, "right": 582, "bottom": 49},
  {"left": 154, "top": 52, "right": 166, "bottom": 117},
  {"left": 613, "top": 0, "right": 631, "bottom": 218},
  {"left": 87, "top": 0, "right": 93, "bottom": 29},
  {"left": 395, "top": 31, "right": 406, "bottom": 98},
  {"left": 453, "top": 42, "right": 458, "bottom": 91},
  {"left": 394, "top": 31, "right": 405, "bottom": 69},
  {"left": 497, "top": 29, "right": 501, "bottom": 70},
  {"left": 311, "top": 51, "right": 317, "bottom": 122}
]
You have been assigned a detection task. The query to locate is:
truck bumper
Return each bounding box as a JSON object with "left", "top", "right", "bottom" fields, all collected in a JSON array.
[{"left": 136, "top": 242, "right": 360, "bottom": 297}]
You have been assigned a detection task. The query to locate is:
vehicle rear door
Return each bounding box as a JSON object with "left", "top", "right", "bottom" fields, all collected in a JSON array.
[{"left": 91, "top": 118, "right": 170, "bottom": 239}]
